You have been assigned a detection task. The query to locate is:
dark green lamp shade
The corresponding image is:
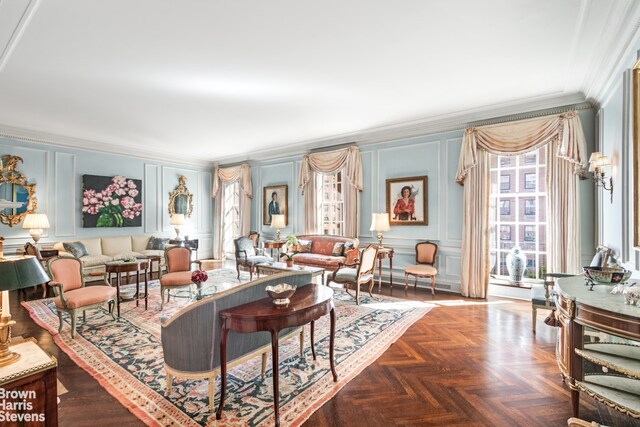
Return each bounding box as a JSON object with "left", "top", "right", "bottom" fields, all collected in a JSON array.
[{"left": 0, "top": 256, "right": 50, "bottom": 291}]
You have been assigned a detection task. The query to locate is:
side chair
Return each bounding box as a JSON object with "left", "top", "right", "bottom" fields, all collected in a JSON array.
[
  {"left": 47, "top": 256, "right": 117, "bottom": 338},
  {"left": 404, "top": 241, "right": 438, "bottom": 295},
  {"left": 234, "top": 236, "right": 270, "bottom": 280},
  {"left": 159, "top": 246, "right": 201, "bottom": 310},
  {"left": 331, "top": 244, "right": 379, "bottom": 305}
]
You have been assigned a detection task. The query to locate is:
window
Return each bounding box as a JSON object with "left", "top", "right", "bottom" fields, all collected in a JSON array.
[
  {"left": 524, "top": 199, "right": 535, "bottom": 216},
  {"left": 524, "top": 153, "right": 536, "bottom": 164},
  {"left": 222, "top": 181, "right": 241, "bottom": 257},
  {"left": 500, "top": 175, "right": 510, "bottom": 192},
  {"left": 500, "top": 157, "right": 512, "bottom": 167},
  {"left": 499, "top": 200, "right": 510, "bottom": 215},
  {"left": 500, "top": 225, "right": 511, "bottom": 240},
  {"left": 524, "top": 225, "right": 535, "bottom": 242},
  {"left": 524, "top": 173, "right": 536, "bottom": 189},
  {"left": 316, "top": 171, "right": 344, "bottom": 236}
]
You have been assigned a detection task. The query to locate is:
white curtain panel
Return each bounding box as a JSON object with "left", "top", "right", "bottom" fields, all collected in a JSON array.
[
  {"left": 211, "top": 163, "right": 252, "bottom": 259},
  {"left": 455, "top": 111, "right": 587, "bottom": 298}
]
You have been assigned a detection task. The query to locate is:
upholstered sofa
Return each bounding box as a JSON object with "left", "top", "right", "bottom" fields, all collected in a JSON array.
[
  {"left": 292, "top": 234, "right": 359, "bottom": 272},
  {"left": 52, "top": 235, "right": 169, "bottom": 277},
  {"left": 161, "top": 270, "right": 312, "bottom": 411}
]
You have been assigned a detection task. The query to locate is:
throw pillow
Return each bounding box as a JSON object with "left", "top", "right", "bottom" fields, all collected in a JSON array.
[
  {"left": 63, "top": 241, "right": 88, "bottom": 258},
  {"left": 342, "top": 241, "right": 355, "bottom": 256},
  {"left": 331, "top": 242, "right": 345, "bottom": 257},
  {"left": 298, "top": 239, "right": 312, "bottom": 253},
  {"left": 147, "top": 237, "right": 170, "bottom": 250}
]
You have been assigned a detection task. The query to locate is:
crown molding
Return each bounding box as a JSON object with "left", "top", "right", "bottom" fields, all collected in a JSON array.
[
  {"left": 0, "top": 123, "right": 215, "bottom": 168},
  {"left": 215, "top": 92, "right": 591, "bottom": 165},
  {"left": 0, "top": 0, "right": 40, "bottom": 72}
]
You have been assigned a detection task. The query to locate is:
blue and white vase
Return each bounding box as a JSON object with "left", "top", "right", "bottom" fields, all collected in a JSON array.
[{"left": 506, "top": 246, "right": 526, "bottom": 284}]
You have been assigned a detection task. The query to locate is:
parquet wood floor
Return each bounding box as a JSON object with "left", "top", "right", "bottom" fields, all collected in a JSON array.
[{"left": 10, "top": 278, "right": 605, "bottom": 426}]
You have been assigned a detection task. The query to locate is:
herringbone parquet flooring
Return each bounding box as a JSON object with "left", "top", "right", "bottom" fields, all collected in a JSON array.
[{"left": 13, "top": 277, "right": 605, "bottom": 427}]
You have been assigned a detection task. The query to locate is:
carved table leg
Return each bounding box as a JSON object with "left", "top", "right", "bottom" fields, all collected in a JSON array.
[
  {"left": 329, "top": 307, "right": 338, "bottom": 382},
  {"left": 270, "top": 328, "right": 280, "bottom": 426},
  {"left": 310, "top": 320, "right": 316, "bottom": 360},
  {"left": 571, "top": 389, "right": 579, "bottom": 417}
]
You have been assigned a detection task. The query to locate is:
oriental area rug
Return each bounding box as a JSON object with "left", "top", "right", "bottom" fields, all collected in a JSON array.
[{"left": 22, "top": 269, "right": 433, "bottom": 427}]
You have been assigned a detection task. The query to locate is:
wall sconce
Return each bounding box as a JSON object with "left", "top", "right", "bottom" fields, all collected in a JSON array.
[{"left": 588, "top": 152, "right": 613, "bottom": 203}]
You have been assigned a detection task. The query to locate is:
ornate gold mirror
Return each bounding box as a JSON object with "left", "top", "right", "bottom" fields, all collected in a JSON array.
[
  {"left": 168, "top": 175, "right": 193, "bottom": 218},
  {"left": 0, "top": 155, "right": 37, "bottom": 227}
]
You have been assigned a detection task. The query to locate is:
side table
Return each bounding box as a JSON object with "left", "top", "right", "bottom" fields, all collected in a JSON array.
[
  {"left": 217, "top": 283, "right": 337, "bottom": 426},
  {"left": 105, "top": 260, "right": 149, "bottom": 317},
  {"left": 145, "top": 255, "right": 162, "bottom": 280},
  {"left": 263, "top": 240, "right": 285, "bottom": 259},
  {"left": 0, "top": 339, "right": 58, "bottom": 426},
  {"left": 377, "top": 247, "right": 394, "bottom": 293}
]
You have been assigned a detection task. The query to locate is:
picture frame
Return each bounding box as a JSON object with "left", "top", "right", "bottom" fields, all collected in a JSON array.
[
  {"left": 263, "top": 184, "right": 288, "bottom": 226},
  {"left": 386, "top": 176, "right": 428, "bottom": 226}
]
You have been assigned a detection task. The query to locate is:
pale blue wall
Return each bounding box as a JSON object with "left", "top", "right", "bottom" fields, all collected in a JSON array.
[
  {"left": 0, "top": 138, "right": 214, "bottom": 257},
  {"left": 250, "top": 108, "right": 596, "bottom": 293}
]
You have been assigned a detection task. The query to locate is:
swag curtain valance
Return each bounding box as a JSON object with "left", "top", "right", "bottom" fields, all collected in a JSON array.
[
  {"left": 455, "top": 111, "right": 587, "bottom": 298},
  {"left": 211, "top": 163, "right": 252, "bottom": 259},
  {"left": 298, "top": 146, "right": 363, "bottom": 237}
]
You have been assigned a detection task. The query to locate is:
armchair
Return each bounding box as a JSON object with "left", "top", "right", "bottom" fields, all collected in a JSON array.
[
  {"left": 159, "top": 246, "right": 201, "bottom": 310},
  {"left": 234, "top": 236, "right": 271, "bottom": 280},
  {"left": 331, "top": 244, "right": 379, "bottom": 305},
  {"left": 47, "top": 256, "right": 117, "bottom": 338}
]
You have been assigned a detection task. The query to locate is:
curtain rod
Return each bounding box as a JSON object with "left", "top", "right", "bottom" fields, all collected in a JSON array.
[{"left": 467, "top": 101, "right": 593, "bottom": 128}]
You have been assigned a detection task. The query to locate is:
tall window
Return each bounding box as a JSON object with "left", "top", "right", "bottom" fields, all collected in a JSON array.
[
  {"left": 490, "top": 147, "right": 547, "bottom": 280},
  {"left": 316, "top": 171, "right": 344, "bottom": 236},
  {"left": 222, "top": 181, "right": 240, "bottom": 257}
]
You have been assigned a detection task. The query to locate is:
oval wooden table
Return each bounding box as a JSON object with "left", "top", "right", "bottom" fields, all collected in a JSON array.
[{"left": 216, "top": 283, "right": 337, "bottom": 426}]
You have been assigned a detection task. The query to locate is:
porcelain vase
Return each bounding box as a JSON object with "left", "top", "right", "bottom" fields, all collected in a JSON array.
[{"left": 506, "top": 246, "right": 526, "bottom": 284}]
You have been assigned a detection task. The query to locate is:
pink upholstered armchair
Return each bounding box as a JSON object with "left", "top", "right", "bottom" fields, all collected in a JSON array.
[
  {"left": 159, "top": 246, "right": 202, "bottom": 310},
  {"left": 47, "top": 256, "right": 117, "bottom": 338}
]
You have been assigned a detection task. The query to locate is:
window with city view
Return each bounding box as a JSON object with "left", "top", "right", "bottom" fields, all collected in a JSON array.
[
  {"left": 316, "top": 171, "right": 344, "bottom": 236},
  {"left": 489, "top": 148, "right": 547, "bottom": 281}
]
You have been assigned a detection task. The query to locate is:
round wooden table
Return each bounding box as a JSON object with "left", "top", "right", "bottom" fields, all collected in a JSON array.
[
  {"left": 263, "top": 240, "right": 285, "bottom": 259},
  {"left": 105, "top": 260, "right": 149, "bottom": 317},
  {"left": 217, "top": 283, "right": 337, "bottom": 426}
]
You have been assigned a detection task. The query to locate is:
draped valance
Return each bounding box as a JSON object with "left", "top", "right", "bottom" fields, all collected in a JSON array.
[
  {"left": 298, "top": 146, "right": 363, "bottom": 193},
  {"left": 212, "top": 163, "right": 252, "bottom": 199}
]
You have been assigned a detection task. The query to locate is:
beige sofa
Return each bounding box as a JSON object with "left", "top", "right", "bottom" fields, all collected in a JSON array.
[{"left": 53, "top": 235, "right": 168, "bottom": 277}]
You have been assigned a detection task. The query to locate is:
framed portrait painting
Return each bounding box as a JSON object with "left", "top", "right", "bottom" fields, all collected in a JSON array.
[
  {"left": 386, "top": 176, "right": 428, "bottom": 226},
  {"left": 263, "top": 185, "right": 288, "bottom": 226}
]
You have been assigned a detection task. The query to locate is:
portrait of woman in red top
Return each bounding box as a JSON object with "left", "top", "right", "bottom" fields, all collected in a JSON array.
[{"left": 393, "top": 186, "right": 416, "bottom": 221}]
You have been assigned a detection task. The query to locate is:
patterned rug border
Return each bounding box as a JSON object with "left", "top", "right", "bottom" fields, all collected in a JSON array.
[{"left": 22, "top": 281, "right": 433, "bottom": 427}]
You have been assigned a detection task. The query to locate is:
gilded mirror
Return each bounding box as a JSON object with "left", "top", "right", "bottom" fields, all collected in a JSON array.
[
  {"left": 168, "top": 175, "right": 193, "bottom": 218},
  {"left": 0, "top": 155, "right": 37, "bottom": 227}
]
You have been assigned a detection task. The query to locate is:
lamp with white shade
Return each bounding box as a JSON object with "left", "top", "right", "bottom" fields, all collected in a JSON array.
[
  {"left": 370, "top": 213, "right": 390, "bottom": 248},
  {"left": 270, "top": 214, "right": 286, "bottom": 242},
  {"left": 170, "top": 213, "right": 185, "bottom": 240},
  {"left": 22, "top": 213, "right": 50, "bottom": 245},
  {"left": 588, "top": 151, "right": 613, "bottom": 203}
]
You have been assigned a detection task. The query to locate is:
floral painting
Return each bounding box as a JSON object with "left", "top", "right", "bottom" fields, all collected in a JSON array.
[{"left": 82, "top": 175, "right": 143, "bottom": 227}]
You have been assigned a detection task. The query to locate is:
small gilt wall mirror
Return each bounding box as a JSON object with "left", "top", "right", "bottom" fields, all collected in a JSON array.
[
  {"left": 168, "top": 175, "right": 193, "bottom": 218},
  {"left": 0, "top": 155, "right": 37, "bottom": 227}
]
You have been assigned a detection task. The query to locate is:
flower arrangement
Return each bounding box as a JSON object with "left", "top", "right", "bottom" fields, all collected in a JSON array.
[
  {"left": 191, "top": 269, "right": 208, "bottom": 284},
  {"left": 82, "top": 175, "right": 142, "bottom": 227}
]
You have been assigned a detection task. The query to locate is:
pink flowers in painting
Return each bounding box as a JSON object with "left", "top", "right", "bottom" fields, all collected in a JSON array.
[
  {"left": 191, "top": 270, "right": 208, "bottom": 284},
  {"left": 82, "top": 175, "right": 143, "bottom": 227}
]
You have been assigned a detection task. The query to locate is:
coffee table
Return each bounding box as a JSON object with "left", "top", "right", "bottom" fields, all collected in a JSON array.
[
  {"left": 105, "top": 260, "right": 149, "bottom": 317},
  {"left": 256, "top": 262, "right": 326, "bottom": 285},
  {"left": 169, "top": 283, "right": 218, "bottom": 300},
  {"left": 217, "top": 283, "right": 337, "bottom": 426}
]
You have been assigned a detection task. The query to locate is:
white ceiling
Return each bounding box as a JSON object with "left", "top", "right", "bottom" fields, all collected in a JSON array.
[{"left": 0, "top": 0, "right": 638, "bottom": 164}]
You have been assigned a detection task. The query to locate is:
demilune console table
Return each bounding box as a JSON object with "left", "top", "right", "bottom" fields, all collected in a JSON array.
[{"left": 554, "top": 275, "right": 640, "bottom": 420}]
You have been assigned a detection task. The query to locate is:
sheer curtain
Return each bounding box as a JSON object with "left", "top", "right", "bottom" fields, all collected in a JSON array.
[
  {"left": 211, "top": 164, "right": 252, "bottom": 259},
  {"left": 298, "top": 146, "right": 363, "bottom": 237},
  {"left": 455, "top": 111, "right": 587, "bottom": 298}
]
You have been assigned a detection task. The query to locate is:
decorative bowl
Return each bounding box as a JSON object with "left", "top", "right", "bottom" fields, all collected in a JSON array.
[
  {"left": 265, "top": 283, "right": 297, "bottom": 306},
  {"left": 583, "top": 266, "right": 632, "bottom": 284},
  {"left": 119, "top": 286, "right": 137, "bottom": 300}
]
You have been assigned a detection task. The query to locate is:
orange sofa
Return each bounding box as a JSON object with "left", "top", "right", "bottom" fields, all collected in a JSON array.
[{"left": 292, "top": 235, "right": 359, "bottom": 272}]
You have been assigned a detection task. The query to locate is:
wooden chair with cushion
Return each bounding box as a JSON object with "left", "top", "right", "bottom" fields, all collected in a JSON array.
[
  {"left": 404, "top": 241, "right": 438, "bottom": 295},
  {"left": 47, "top": 256, "right": 117, "bottom": 338},
  {"left": 234, "top": 236, "right": 270, "bottom": 280},
  {"left": 331, "top": 244, "right": 379, "bottom": 305},
  {"left": 159, "top": 246, "right": 201, "bottom": 310}
]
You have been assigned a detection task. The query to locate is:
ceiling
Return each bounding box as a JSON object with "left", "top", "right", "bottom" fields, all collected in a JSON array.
[{"left": 0, "top": 0, "right": 638, "bottom": 164}]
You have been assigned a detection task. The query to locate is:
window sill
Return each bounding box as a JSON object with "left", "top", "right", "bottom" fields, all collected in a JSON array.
[{"left": 489, "top": 275, "right": 543, "bottom": 289}]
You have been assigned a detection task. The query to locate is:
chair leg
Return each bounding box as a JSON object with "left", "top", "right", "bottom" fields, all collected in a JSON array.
[
  {"left": 57, "top": 311, "right": 64, "bottom": 333},
  {"left": 368, "top": 278, "right": 374, "bottom": 297},
  {"left": 299, "top": 328, "right": 304, "bottom": 357},
  {"left": 41, "top": 283, "right": 47, "bottom": 299},
  {"left": 83, "top": 309, "right": 86, "bottom": 322},
  {"left": 70, "top": 310, "right": 78, "bottom": 339},
  {"left": 431, "top": 276, "right": 436, "bottom": 295},
  {"left": 108, "top": 300, "right": 116, "bottom": 321},
  {"left": 160, "top": 287, "right": 165, "bottom": 311},
  {"left": 405, "top": 273, "right": 409, "bottom": 295},
  {"left": 261, "top": 353, "right": 267, "bottom": 379},
  {"left": 236, "top": 264, "right": 241, "bottom": 279},
  {"left": 165, "top": 370, "right": 173, "bottom": 395},
  {"left": 355, "top": 283, "right": 360, "bottom": 305},
  {"left": 532, "top": 306, "right": 537, "bottom": 334}
]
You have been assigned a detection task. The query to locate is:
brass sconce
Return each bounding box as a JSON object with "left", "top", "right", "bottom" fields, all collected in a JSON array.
[{"left": 588, "top": 152, "right": 613, "bottom": 203}]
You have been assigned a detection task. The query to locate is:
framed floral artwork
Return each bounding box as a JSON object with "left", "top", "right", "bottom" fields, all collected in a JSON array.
[
  {"left": 263, "top": 185, "right": 287, "bottom": 226},
  {"left": 386, "top": 176, "right": 428, "bottom": 226},
  {"left": 82, "top": 175, "right": 143, "bottom": 227}
]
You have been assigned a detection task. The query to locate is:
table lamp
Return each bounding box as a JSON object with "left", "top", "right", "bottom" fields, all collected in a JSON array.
[
  {"left": 270, "top": 214, "right": 286, "bottom": 242},
  {"left": 0, "top": 256, "right": 50, "bottom": 366},
  {"left": 170, "top": 213, "right": 185, "bottom": 240},
  {"left": 22, "top": 213, "right": 50, "bottom": 245},
  {"left": 370, "top": 213, "right": 390, "bottom": 248}
]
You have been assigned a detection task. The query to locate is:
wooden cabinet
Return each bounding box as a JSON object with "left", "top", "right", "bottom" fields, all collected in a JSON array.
[{"left": 554, "top": 276, "right": 640, "bottom": 420}]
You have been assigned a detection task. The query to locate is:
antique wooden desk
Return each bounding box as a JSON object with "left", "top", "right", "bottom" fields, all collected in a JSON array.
[{"left": 216, "top": 283, "right": 337, "bottom": 426}]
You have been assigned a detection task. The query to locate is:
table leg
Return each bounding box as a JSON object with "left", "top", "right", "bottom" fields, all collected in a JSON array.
[
  {"left": 136, "top": 269, "right": 140, "bottom": 308},
  {"left": 270, "top": 328, "right": 280, "bottom": 427},
  {"left": 144, "top": 266, "right": 149, "bottom": 310},
  {"left": 116, "top": 273, "right": 121, "bottom": 318},
  {"left": 389, "top": 254, "right": 393, "bottom": 294},
  {"left": 329, "top": 307, "right": 338, "bottom": 382},
  {"left": 310, "top": 320, "right": 316, "bottom": 360},
  {"left": 216, "top": 325, "right": 229, "bottom": 420},
  {"left": 378, "top": 257, "right": 382, "bottom": 292}
]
